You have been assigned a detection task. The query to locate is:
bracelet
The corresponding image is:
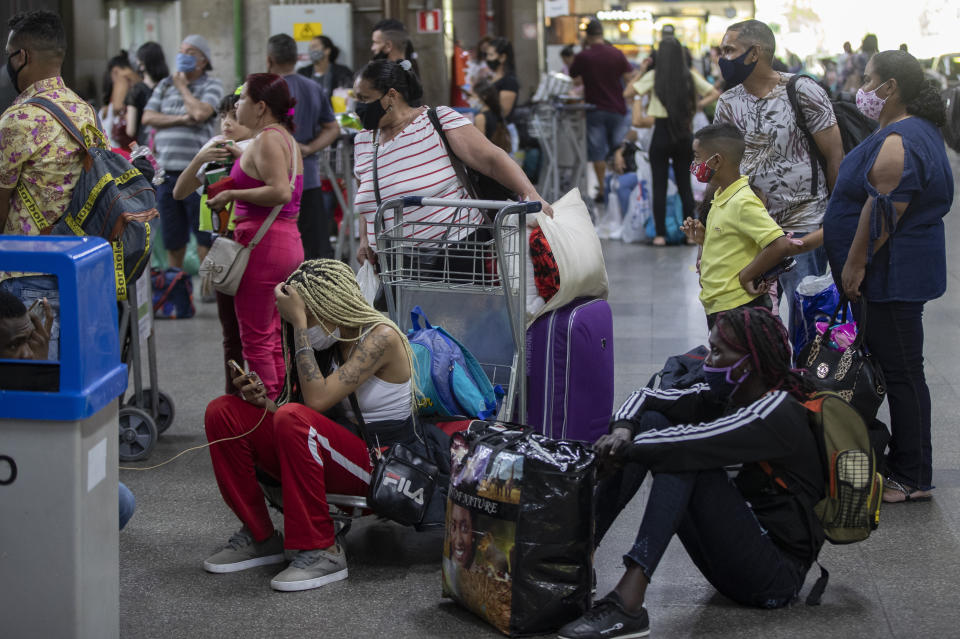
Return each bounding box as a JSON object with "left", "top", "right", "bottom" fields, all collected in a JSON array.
[{"left": 294, "top": 346, "right": 313, "bottom": 358}]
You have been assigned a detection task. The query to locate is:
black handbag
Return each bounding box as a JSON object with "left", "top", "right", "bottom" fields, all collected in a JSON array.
[
  {"left": 798, "top": 296, "right": 886, "bottom": 419},
  {"left": 348, "top": 394, "right": 439, "bottom": 527}
]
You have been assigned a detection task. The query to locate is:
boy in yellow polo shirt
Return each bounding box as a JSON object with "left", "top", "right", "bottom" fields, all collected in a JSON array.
[{"left": 682, "top": 123, "right": 800, "bottom": 328}]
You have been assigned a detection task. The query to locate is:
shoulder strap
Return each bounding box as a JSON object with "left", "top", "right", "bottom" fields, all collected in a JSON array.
[
  {"left": 18, "top": 98, "right": 97, "bottom": 233},
  {"left": 245, "top": 127, "right": 300, "bottom": 249},
  {"left": 25, "top": 97, "right": 87, "bottom": 150},
  {"left": 347, "top": 392, "right": 372, "bottom": 446},
  {"left": 372, "top": 130, "right": 382, "bottom": 208},
  {"left": 328, "top": 340, "right": 373, "bottom": 450},
  {"left": 261, "top": 125, "right": 300, "bottom": 190},
  {"left": 805, "top": 562, "right": 830, "bottom": 606},
  {"left": 427, "top": 107, "right": 480, "bottom": 200},
  {"left": 785, "top": 75, "right": 825, "bottom": 197},
  {"left": 245, "top": 204, "right": 284, "bottom": 250}
]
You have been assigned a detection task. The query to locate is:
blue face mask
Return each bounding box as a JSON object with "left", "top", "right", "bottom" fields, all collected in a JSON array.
[
  {"left": 176, "top": 52, "right": 197, "bottom": 73},
  {"left": 702, "top": 354, "right": 750, "bottom": 399}
]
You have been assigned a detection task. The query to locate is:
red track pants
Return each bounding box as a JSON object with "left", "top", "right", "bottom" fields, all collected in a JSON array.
[{"left": 205, "top": 396, "right": 373, "bottom": 550}]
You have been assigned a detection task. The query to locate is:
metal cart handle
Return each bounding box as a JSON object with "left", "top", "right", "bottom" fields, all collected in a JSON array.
[
  {"left": 374, "top": 197, "right": 542, "bottom": 239},
  {"left": 400, "top": 196, "right": 542, "bottom": 215}
]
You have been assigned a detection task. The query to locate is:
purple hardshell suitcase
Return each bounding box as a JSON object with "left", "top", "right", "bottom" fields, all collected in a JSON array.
[{"left": 526, "top": 297, "right": 614, "bottom": 441}]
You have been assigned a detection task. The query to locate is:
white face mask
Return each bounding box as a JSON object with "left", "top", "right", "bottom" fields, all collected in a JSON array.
[{"left": 307, "top": 325, "right": 340, "bottom": 351}]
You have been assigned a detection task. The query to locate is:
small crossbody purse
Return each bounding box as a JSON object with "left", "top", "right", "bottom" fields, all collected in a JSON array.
[{"left": 347, "top": 393, "right": 439, "bottom": 527}]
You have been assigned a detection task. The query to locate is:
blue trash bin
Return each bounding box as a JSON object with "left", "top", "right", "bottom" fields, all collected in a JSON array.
[{"left": 0, "top": 236, "right": 128, "bottom": 639}]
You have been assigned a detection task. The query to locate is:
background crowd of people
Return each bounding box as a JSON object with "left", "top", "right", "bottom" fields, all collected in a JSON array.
[{"left": 0, "top": 6, "right": 957, "bottom": 637}]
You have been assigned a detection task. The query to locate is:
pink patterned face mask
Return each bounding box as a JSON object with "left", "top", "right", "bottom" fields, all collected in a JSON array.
[{"left": 855, "top": 80, "right": 890, "bottom": 120}]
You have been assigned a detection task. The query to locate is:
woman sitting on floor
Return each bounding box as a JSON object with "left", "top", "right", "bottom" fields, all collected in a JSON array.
[{"left": 560, "top": 307, "right": 825, "bottom": 639}]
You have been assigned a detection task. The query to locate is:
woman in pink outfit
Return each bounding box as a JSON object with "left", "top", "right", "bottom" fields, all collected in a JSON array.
[{"left": 207, "top": 74, "right": 304, "bottom": 396}]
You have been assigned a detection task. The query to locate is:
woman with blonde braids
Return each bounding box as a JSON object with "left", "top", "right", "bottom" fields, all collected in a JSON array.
[{"left": 203, "top": 259, "right": 417, "bottom": 592}]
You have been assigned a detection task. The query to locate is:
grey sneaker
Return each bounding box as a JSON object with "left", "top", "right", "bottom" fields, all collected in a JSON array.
[
  {"left": 270, "top": 544, "right": 348, "bottom": 592},
  {"left": 203, "top": 527, "right": 286, "bottom": 573}
]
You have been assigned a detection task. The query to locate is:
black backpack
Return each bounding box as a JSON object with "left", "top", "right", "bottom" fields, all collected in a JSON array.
[
  {"left": 426, "top": 107, "right": 516, "bottom": 203},
  {"left": 942, "top": 86, "right": 960, "bottom": 153},
  {"left": 786, "top": 75, "right": 878, "bottom": 196},
  {"left": 20, "top": 97, "right": 158, "bottom": 300}
]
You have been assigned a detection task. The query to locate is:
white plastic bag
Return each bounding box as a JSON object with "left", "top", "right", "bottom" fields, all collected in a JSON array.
[
  {"left": 596, "top": 175, "right": 623, "bottom": 240},
  {"left": 621, "top": 155, "right": 652, "bottom": 244},
  {"left": 796, "top": 270, "right": 835, "bottom": 297},
  {"left": 356, "top": 262, "right": 381, "bottom": 305}
]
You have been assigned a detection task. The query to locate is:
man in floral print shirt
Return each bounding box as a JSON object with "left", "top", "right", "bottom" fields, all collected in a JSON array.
[
  {"left": 0, "top": 10, "right": 94, "bottom": 359},
  {"left": 0, "top": 10, "right": 95, "bottom": 235}
]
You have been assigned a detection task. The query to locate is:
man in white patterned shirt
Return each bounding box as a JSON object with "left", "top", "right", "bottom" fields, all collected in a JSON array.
[{"left": 713, "top": 20, "right": 844, "bottom": 318}]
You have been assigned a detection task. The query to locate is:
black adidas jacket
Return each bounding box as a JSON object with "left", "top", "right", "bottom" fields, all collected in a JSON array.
[{"left": 611, "top": 384, "right": 826, "bottom": 563}]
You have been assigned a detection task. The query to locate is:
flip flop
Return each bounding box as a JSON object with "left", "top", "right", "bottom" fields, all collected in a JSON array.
[{"left": 882, "top": 477, "right": 933, "bottom": 503}]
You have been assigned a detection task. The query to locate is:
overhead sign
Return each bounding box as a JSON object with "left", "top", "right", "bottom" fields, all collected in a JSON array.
[
  {"left": 417, "top": 9, "right": 441, "bottom": 33},
  {"left": 270, "top": 4, "right": 353, "bottom": 69},
  {"left": 293, "top": 22, "right": 323, "bottom": 41}
]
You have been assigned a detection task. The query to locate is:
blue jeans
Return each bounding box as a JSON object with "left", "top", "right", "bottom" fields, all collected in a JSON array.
[
  {"left": 861, "top": 301, "right": 933, "bottom": 490},
  {"left": 586, "top": 110, "right": 630, "bottom": 163},
  {"left": 605, "top": 172, "right": 638, "bottom": 215},
  {"left": 119, "top": 481, "right": 136, "bottom": 530},
  {"left": 156, "top": 171, "right": 212, "bottom": 251},
  {"left": 595, "top": 411, "right": 806, "bottom": 608},
  {"left": 0, "top": 274, "right": 59, "bottom": 360},
  {"left": 778, "top": 232, "right": 827, "bottom": 318}
]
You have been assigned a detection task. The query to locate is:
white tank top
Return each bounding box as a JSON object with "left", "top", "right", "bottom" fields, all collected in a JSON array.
[{"left": 332, "top": 362, "right": 412, "bottom": 423}]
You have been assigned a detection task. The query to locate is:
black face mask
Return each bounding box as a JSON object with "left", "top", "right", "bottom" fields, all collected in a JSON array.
[
  {"left": 7, "top": 49, "right": 24, "bottom": 93},
  {"left": 357, "top": 96, "right": 388, "bottom": 130},
  {"left": 486, "top": 59, "right": 501, "bottom": 72},
  {"left": 718, "top": 46, "right": 757, "bottom": 88}
]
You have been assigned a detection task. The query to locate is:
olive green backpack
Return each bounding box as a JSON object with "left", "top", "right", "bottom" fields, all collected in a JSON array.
[
  {"left": 802, "top": 391, "right": 884, "bottom": 543},
  {"left": 761, "top": 390, "right": 885, "bottom": 604}
]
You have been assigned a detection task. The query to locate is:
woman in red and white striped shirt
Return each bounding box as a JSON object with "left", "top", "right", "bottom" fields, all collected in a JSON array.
[{"left": 352, "top": 59, "right": 551, "bottom": 266}]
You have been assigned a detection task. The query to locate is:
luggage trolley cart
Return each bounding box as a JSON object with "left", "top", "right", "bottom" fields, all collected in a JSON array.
[
  {"left": 321, "top": 196, "right": 539, "bottom": 532},
  {"left": 373, "top": 196, "right": 541, "bottom": 421},
  {"left": 115, "top": 271, "right": 175, "bottom": 461},
  {"left": 314, "top": 197, "right": 539, "bottom": 532}
]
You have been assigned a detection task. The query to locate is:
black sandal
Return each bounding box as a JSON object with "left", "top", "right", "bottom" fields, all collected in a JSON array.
[{"left": 882, "top": 477, "right": 932, "bottom": 503}]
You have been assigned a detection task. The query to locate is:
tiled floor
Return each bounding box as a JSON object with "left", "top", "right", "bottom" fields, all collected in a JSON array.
[{"left": 119, "top": 157, "right": 960, "bottom": 638}]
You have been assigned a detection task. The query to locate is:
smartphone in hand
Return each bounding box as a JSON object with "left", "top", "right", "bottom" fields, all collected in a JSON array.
[{"left": 755, "top": 257, "right": 797, "bottom": 286}]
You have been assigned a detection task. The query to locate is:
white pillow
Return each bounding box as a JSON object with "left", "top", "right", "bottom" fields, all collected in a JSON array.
[{"left": 528, "top": 188, "right": 609, "bottom": 324}]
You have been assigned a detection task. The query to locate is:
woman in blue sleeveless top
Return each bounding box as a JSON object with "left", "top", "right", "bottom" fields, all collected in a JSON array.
[{"left": 823, "top": 50, "right": 953, "bottom": 503}]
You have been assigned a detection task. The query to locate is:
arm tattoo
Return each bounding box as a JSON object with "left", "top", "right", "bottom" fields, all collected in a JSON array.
[
  {"left": 293, "top": 328, "right": 323, "bottom": 382},
  {"left": 337, "top": 331, "right": 390, "bottom": 387}
]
